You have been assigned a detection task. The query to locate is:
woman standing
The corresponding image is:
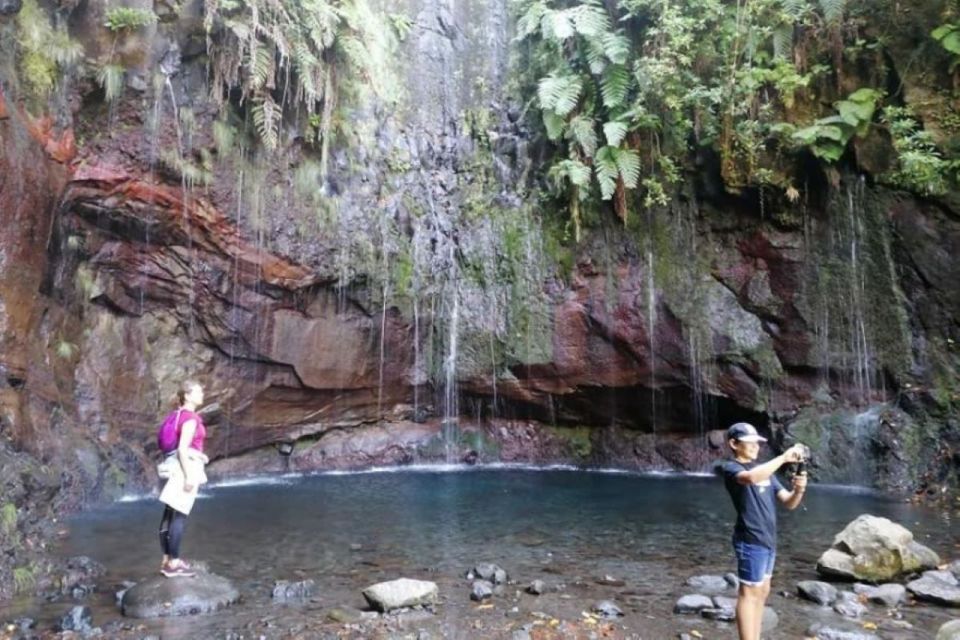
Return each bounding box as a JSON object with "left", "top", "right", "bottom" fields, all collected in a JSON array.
[{"left": 157, "top": 380, "right": 209, "bottom": 577}]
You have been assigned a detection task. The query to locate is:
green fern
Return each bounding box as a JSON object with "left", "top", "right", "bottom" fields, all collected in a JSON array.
[
  {"left": 517, "top": 0, "right": 548, "bottom": 39},
  {"left": 600, "top": 64, "right": 631, "bottom": 108},
  {"left": 538, "top": 73, "right": 583, "bottom": 116},
  {"left": 570, "top": 1, "right": 610, "bottom": 38},
  {"left": 251, "top": 95, "right": 281, "bottom": 150},
  {"left": 603, "top": 120, "right": 627, "bottom": 147},
  {"left": 568, "top": 115, "right": 598, "bottom": 156},
  {"left": 542, "top": 8, "right": 575, "bottom": 40},
  {"left": 97, "top": 64, "right": 125, "bottom": 102},
  {"left": 772, "top": 25, "right": 793, "bottom": 60},
  {"left": 818, "top": 0, "right": 845, "bottom": 24},
  {"left": 600, "top": 31, "right": 630, "bottom": 65},
  {"left": 594, "top": 146, "right": 640, "bottom": 199},
  {"left": 104, "top": 7, "right": 157, "bottom": 32},
  {"left": 542, "top": 110, "right": 567, "bottom": 141},
  {"left": 780, "top": 0, "right": 808, "bottom": 19},
  {"left": 15, "top": 0, "right": 83, "bottom": 101},
  {"left": 548, "top": 158, "right": 592, "bottom": 190}
]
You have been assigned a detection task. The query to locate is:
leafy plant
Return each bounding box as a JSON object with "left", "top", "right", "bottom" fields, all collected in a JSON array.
[
  {"left": 791, "top": 88, "right": 882, "bottom": 161},
  {"left": 204, "top": 0, "right": 399, "bottom": 161},
  {"left": 14, "top": 0, "right": 83, "bottom": 103},
  {"left": 880, "top": 107, "right": 957, "bottom": 196},
  {"left": 104, "top": 6, "right": 157, "bottom": 32},
  {"left": 389, "top": 12, "right": 414, "bottom": 41},
  {"left": 932, "top": 23, "right": 960, "bottom": 71},
  {"left": 0, "top": 503, "right": 16, "bottom": 538},
  {"left": 96, "top": 63, "right": 125, "bottom": 102},
  {"left": 13, "top": 566, "right": 35, "bottom": 594}
]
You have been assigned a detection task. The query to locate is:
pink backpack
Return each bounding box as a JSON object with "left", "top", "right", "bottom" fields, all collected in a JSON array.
[{"left": 157, "top": 409, "right": 184, "bottom": 453}]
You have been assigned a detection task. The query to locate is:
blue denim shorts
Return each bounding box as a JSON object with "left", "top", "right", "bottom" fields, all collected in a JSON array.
[{"left": 734, "top": 540, "right": 776, "bottom": 586}]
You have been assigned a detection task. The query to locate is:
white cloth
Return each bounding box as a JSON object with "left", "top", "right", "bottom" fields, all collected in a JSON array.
[{"left": 158, "top": 450, "right": 207, "bottom": 515}]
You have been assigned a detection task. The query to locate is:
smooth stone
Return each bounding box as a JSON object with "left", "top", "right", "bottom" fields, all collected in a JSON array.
[
  {"left": 114, "top": 581, "right": 137, "bottom": 606},
  {"left": 591, "top": 600, "right": 623, "bottom": 618},
  {"left": 879, "top": 619, "right": 914, "bottom": 631},
  {"left": 724, "top": 572, "right": 740, "bottom": 588},
  {"left": 674, "top": 594, "right": 713, "bottom": 614},
  {"left": 471, "top": 580, "right": 493, "bottom": 602},
  {"left": 950, "top": 561, "right": 960, "bottom": 580},
  {"left": 937, "top": 619, "right": 960, "bottom": 640},
  {"left": 855, "top": 583, "right": 907, "bottom": 606},
  {"left": 121, "top": 572, "right": 239, "bottom": 618},
  {"left": 362, "top": 578, "right": 439, "bottom": 612},
  {"left": 595, "top": 575, "right": 625, "bottom": 587},
  {"left": 926, "top": 570, "right": 960, "bottom": 586},
  {"left": 685, "top": 575, "right": 730, "bottom": 593},
  {"left": 833, "top": 597, "right": 867, "bottom": 618},
  {"left": 762, "top": 607, "right": 778, "bottom": 630},
  {"left": 472, "top": 563, "right": 508, "bottom": 585},
  {"left": 326, "top": 607, "right": 366, "bottom": 623},
  {"left": 526, "top": 580, "right": 545, "bottom": 595},
  {"left": 701, "top": 607, "right": 735, "bottom": 621},
  {"left": 798, "top": 580, "right": 839, "bottom": 605},
  {"left": 59, "top": 606, "right": 92, "bottom": 632},
  {"left": 807, "top": 623, "right": 881, "bottom": 640},
  {"left": 713, "top": 595, "right": 737, "bottom": 611},
  {"left": 907, "top": 575, "right": 960, "bottom": 607},
  {"left": 272, "top": 579, "right": 315, "bottom": 600}
]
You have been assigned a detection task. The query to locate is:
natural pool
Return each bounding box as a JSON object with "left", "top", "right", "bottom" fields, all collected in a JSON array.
[{"left": 6, "top": 466, "right": 960, "bottom": 638}]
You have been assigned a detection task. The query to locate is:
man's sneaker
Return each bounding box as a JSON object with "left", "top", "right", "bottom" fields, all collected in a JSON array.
[{"left": 161, "top": 561, "right": 196, "bottom": 578}]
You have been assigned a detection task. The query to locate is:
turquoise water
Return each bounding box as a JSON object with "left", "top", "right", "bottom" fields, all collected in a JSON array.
[{"left": 9, "top": 467, "right": 960, "bottom": 638}]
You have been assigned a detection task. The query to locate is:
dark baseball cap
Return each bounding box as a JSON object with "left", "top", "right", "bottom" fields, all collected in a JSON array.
[{"left": 727, "top": 422, "right": 767, "bottom": 443}]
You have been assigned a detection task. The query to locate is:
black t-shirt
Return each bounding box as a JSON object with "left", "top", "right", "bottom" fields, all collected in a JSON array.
[{"left": 720, "top": 459, "right": 786, "bottom": 550}]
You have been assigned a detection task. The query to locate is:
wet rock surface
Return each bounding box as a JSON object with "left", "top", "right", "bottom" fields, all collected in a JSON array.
[
  {"left": 361, "top": 578, "right": 439, "bottom": 612},
  {"left": 120, "top": 570, "right": 240, "bottom": 618},
  {"left": 907, "top": 574, "right": 960, "bottom": 607},
  {"left": 799, "top": 580, "right": 839, "bottom": 605}
]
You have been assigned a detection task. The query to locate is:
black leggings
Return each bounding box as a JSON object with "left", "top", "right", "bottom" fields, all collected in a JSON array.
[{"left": 159, "top": 506, "right": 188, "bottom": 559}]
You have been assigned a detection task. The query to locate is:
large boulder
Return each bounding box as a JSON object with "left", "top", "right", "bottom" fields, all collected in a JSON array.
[
  {"left": 362, "top": 578, "right": 438, "bottom": 612},
  {"left": 121, "top": 572, "right": 239, "bottom": 618},
  {"left": 938, "top": 620, "right": 960, "bottom": 640},
  {"left": 816, "top": 515, "right": 940, "bottom": 581}
]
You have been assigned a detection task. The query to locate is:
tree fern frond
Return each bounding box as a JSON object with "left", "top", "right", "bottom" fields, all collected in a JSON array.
[
  {"left": 516, "top": 0, "right": 548, "bottom": 39},
  {"left": 780, "top": 0, "right": 808, "bottom": 19},
  {"left": 614, "top": 148, "right": 641, "bottom": 189},
  {"left": 548, "top": 158, "right": 591, "bottom": 190},
  {"left": 594, "top": 146, "right": 619, "bottom": 200},
  {"left": 542, "top": 8, "right": 575, "bottom": 41},
  {"left": 584, "top": 37, "right": 608, "bottom": 74},
  {"left": 600, "top": 64, "right": 631, "bottom": 108},
  {"left": 543, "top": 110, "right": 567, "bottom": 141},
  {"left": 97, "top": 64, "right": 125, "bottom": 102},
  {"left": 569, "top": 115, "right": 598, "bottom": 156},
  {"left": 772, "top": 25, "right": 793, "bottom": 59},
  {"left": 537, "top": 73, "right": 583, "bottom": 116},
  {"left": 818, "top": 0, "right": 845, "bottom": 24},
  {"left": 571, "top": 2, "right": 610, "bottom": 38},
  {"left": 603, "top": 120, "right": 627, "bottom": 147},
  {"left": 601, "top": 31, "right": 630, "bottom": 65},
  {"left": 249, "top": 46, "right": 274, "bottom": 90},
  {"left": 338, "top": 35, "right": 370, "bottom": 72},
  {"left": 252, "top": 94, "right": 281, "bottom": 150}
]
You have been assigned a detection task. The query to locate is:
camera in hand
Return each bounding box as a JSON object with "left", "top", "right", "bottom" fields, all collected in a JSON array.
[{"left": 794, "top": 443, "right": 812, "bottom": 475}]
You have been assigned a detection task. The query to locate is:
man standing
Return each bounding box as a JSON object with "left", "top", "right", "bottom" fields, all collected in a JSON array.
[{"left": 720, "top": 422, "right": 808, "bottom": 640}]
